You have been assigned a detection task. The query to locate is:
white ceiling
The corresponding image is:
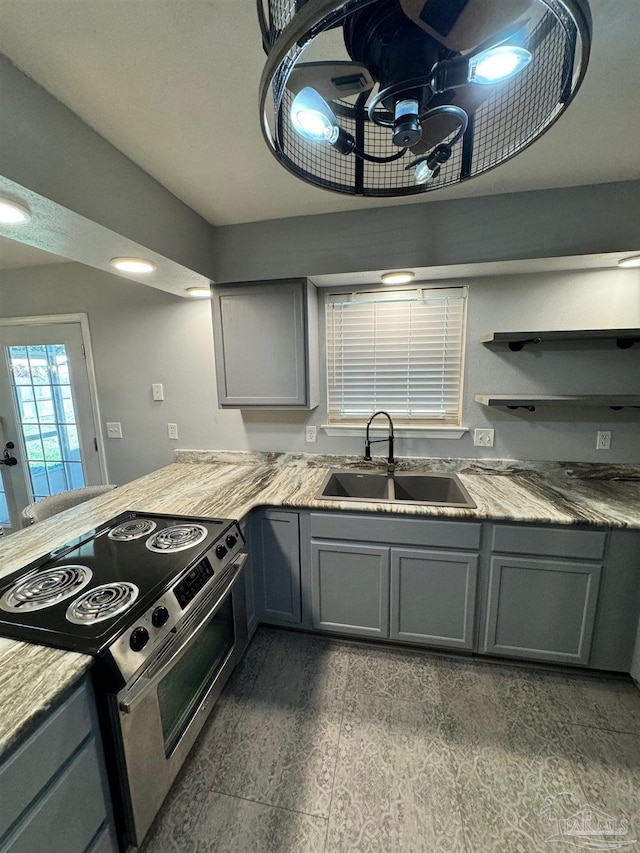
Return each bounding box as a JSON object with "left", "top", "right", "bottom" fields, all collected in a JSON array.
[{"left": 0, "top": 0, "right": 639, "bottom": 228}]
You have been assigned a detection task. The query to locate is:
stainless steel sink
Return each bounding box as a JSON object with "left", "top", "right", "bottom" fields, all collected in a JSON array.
[{"left": 317, "top": 470, "right": 476, "bottom": 508}]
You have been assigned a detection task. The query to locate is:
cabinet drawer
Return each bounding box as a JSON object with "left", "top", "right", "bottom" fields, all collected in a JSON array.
[
  {"left": 492, "top": 524, "right": 606, "bottom": 560},
  {"left": 310, "top": 513, "right": 481, "bottom": 550},
  {"left": 0, "top": 681, "right": 92, "bottom": 838},
  {"left": 3, "top": 736, "right": 108, "bottom": 853}
]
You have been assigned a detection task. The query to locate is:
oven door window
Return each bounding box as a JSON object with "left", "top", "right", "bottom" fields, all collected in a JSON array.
[{"left": 156, "top": 596, "right": 235, "bottom": 755}]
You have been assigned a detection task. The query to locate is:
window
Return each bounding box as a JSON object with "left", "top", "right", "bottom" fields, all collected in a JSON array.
[{"left": 325, "top": 286, "right": 467, "bottom": 426}]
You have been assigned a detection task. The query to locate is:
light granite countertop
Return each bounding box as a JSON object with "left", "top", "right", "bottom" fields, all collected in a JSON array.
[{"left": 2, "top": 450, "right": 640, "bottom": 758}]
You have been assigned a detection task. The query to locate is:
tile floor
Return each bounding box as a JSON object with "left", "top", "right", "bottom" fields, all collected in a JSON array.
[{"left": 140, "top": 628, "right": 640, "bottom": 853}]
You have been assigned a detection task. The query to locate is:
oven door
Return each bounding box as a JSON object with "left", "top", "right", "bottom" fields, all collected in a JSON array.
[{"left": 113, "top": 553, "right": 248, "bottom": 848}]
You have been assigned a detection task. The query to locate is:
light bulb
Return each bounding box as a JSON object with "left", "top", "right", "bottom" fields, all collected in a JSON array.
[
  {"left": 618, "top": 255, "right": 640, "bottom": 269},
  {"left": 0, "top": 197, "right": 31, "bottom": 224},
  {"left": 415, "top": 161, "right": 436, "bottom": 184},
  {"left": 381, "top": 271, "right": 415, "bottom": 285},
  {"left": 468, "top": 45, "right": 532, "bottom": 85},
  {"left": 186, "top": 287, "right": 212, "bottom": 298},
  {"left": 110, "top": 257, "right": 156, "bottom": 274},
  {"left": 290, "top": 87, "right": 339, "bottom": 143}
]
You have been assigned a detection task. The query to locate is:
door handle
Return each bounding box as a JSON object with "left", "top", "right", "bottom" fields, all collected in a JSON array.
[{"left": 1, "top": 442, "right": 18, "bottom": 467}]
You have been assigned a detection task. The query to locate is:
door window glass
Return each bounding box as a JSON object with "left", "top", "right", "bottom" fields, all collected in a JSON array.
[
  {"left": 7, "top": 344, "right": 85, "bottom": 500},
  {"left": 0, "top": 479, "right": 8, "bottom": 526}
]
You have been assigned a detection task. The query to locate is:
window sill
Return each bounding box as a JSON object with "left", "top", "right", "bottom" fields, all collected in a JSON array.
[{"left": 320, "top": 424, "right": 469, "bottom": 439}]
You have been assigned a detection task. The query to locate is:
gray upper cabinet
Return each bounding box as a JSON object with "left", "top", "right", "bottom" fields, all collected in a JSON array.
[
  {"left": 211, "top": 278, "right": 319, "bottom": 408},
  {"left": 390, "top": 548, "right": 478, "bottom": 649},
  {"left": 256, "top": 509, "right": 302, "bottom": 625}
]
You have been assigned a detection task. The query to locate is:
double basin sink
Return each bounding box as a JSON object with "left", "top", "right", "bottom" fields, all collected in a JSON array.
[{"left": 317, "top": 469, "right": 476, "bottom": 508}]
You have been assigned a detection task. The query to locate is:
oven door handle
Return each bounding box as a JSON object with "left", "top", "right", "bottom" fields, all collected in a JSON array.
[{"left": 118, "top": 552, "right": 247, "bottom": 714}]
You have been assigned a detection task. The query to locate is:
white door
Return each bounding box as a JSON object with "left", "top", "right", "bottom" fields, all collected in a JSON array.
[{"left": 0, "top": 319, "right": 105, "bottom": 533}]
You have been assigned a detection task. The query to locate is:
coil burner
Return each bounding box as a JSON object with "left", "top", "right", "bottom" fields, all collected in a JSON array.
[
  {"left": 145, "top": 524, "right": 208, "bottom": 554},
  {"left": 0, "top": 565, "right": 93, "bottom": 613},
  {"left": 108, "top": 518, "right": 157, "bottom": 541},
  {"left": 66, "top": 582, "right": 139, "bottom": 625}
]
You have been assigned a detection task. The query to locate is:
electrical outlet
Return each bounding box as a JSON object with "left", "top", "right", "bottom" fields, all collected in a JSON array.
[
  {"left": 474, "top": 428, "right": 495, "bottom": 447},
  {"left": 305, "top": 425, "right": 317, "bottom": 443},
  {"left": 152, "top": 383, "right": 164, "bottom": 401},
  {"left": 596, "top": 430, "right": 611, "bottom": 450},
  {"left": 167, "top": 423, "right": 179, "bottom": 440},
  {"left": 106, "top": 422, "right": 123, "bottom": 439}
]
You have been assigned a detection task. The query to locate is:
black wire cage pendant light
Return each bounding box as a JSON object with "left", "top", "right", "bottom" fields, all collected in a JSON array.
[{"left": 257, "top": 0, "right": 591, "bottom": 196}]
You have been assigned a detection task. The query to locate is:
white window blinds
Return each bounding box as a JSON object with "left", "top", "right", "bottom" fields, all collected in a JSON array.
[{"left": 326, "top": 287, "right": 466, "bottom": 425}]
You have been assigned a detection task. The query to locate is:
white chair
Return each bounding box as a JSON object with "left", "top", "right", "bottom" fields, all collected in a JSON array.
[{"left": 21, "top": 485, "right": 117, "bottom": 526}]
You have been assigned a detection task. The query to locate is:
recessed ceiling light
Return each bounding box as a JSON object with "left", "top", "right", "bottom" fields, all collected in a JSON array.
[
  {"left": 0, "top": 197, "right": 31, "bottom": 225},
  {"left": 381, "top": 271, "right": 415, "bottom": 285},
  {"left": 110, "top": 257, "right": 156, "bottom": 274},
  {"left": 186, "top": 287, "right": 212, "bottom": 299},
  {"left": 618, "top": 255, "right": 640, "bottom": 269}
]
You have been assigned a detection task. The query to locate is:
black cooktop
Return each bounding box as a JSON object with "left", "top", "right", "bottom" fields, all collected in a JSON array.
[{"left": 0, "top": 511, "right": 235, "bottom": 654}]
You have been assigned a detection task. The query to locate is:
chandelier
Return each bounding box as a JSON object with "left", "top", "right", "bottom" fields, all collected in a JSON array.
[{"left": 257, "top": 0, "right": 591, "bottom": 196}]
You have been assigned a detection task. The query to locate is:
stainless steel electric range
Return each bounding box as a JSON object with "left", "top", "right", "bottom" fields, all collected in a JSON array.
[{"left": 0, "top": 510, "right": 249, "bottom": 850}]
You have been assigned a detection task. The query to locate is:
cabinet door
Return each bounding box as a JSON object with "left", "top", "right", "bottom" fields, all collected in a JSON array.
[
  {"left": 240, "top": 517, "right": 259, "bottom": 638},
  {"left": 390, "top": 548, "right": 478, "bottom": 650},
  {"left": 211, "top": 279, "right": 317, "bottom": 408},
  {"left": 310, "top": 540, "right": 389, "bottom": 638},
  {"left": 632, "top": 628, "right": 640, "bottom": 685},
  {"left": 0, "top": 679, "right": 117, "bottom": 853},
  {"left": 258, "top": 510, "right": 301, "bottom": 625},
  {"left": 483, "top": 555, "right": 602, "bottom": 665}
]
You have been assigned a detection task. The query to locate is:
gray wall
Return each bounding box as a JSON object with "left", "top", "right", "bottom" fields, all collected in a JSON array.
[
  {"left": 0, "top": 264, "right": 219, "bottom": 484},
  {"left": 212, "top": 180, "right": 640, "bottom": 282},
  {"left": 0, "top": 53, "right": 217, "bottom": 279},
  {"left": 1, "top": 261, "right": 639, "bottom": 485}
]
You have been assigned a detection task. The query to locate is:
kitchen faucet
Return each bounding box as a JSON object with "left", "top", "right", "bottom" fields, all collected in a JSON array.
[{"left": 364, "top": 411, "right": 396, "bottom": 473}]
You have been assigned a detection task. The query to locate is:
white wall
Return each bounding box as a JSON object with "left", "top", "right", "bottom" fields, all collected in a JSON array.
[{"left": 1, "top": 262, "right": 639, "bottom": 485}]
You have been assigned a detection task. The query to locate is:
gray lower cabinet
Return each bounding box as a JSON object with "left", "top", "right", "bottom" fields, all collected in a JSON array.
[
  {"left": 0, "top": 677, "right": 117, "bottom": 853},
  {"left": 632, "top": 626, "right": 640, "bottom": 686},
  {"left": 483, "top": 554, "right": 602, "bottom": 665},
  {"left": 211, "top": 278, "right": 319, "bottom": 409},
  {"left": 309, "top": 537, "right": 478, "bottom": 649},
  {"left": 256, "top": 509, "right": 302, "bottom": 625},
  {"left": 310, "top": 540, "right": 389, "bottom": 637},
  {"left": 390, "top": 548, "right": 478, "bottom": 649},
  {"left": 308, "top": 513, "right": 482, "bottom": 649},
  {"left": 240, "top": 517, "right": 259, "bottom": 638}
]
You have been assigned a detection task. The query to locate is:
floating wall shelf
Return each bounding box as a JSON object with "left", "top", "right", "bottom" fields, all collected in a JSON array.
[
  {"left": 475, "top": 395, "right": 640, "bottom": 412},
  {"left": 481, "top": 328, "right": 640, "bottom": 351}
]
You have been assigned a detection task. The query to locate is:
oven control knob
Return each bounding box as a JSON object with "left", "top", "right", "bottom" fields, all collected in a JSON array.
[
  {"left": 152, "top": 606, "right": 170, "bottom": 628},
  {"left": 130, "top": 626, "right": 149, "bottom": 652},
  {"left": 215, "top": 544, "right": 228, "bottom": 559},
  {"left": 226, "top": 534, "right": 237, "bottom": 548}
]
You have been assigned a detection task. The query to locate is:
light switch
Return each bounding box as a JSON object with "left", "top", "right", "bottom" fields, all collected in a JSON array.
[
  {"left": 152, "top": 383, "right": 164, "bottom": 401},
  {"left": 106, "top": 422, "right": 123, "bottom": 439}
]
